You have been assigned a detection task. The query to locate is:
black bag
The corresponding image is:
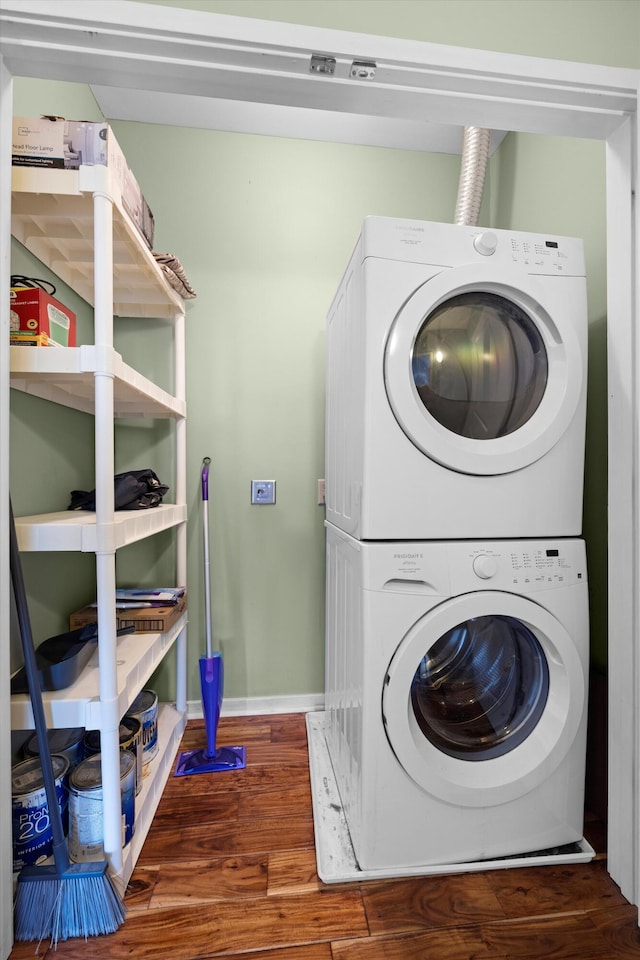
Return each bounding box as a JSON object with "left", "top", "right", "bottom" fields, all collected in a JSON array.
[{"left": 68, "top": 469, "right": 169, "bottom": 511}]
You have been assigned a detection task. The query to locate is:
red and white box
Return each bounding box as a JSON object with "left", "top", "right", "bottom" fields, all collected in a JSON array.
[{"left": 10, "top": 286, "right": 76, "bottom": 346}]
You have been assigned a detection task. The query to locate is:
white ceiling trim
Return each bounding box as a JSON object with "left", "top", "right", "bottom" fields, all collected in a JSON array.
[{"left": 0, "top": 0, "right": 636, "bottom": 142}]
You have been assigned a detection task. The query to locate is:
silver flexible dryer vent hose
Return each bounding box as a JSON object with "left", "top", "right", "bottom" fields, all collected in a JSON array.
[{"left": 454, "top": 126, "right": 491, "bottom": 227}]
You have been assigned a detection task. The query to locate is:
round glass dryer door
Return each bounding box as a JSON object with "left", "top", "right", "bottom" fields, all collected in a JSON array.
[
  {"left": 382, "top": 591, "right": 585, "bottom": 807},
  {"left": 384, "top": 264, "right": 584, "bottom": 475},
  {"left": 411, "top": 292, "right": 547, "bottom": 441}
]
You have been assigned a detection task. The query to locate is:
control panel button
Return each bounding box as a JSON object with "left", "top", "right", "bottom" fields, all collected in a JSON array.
[
  {"left": 473, "top": 554, "right": 499, "bottom": 579},
  {"left": 473, "top": 231, "right": 498, "bottom": 256}
]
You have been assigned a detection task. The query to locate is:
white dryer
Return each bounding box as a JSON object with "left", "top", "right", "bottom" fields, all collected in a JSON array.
[
  {"left": 325, "top": 217, "right": 587, "bottom": 540},
  {"left": 324, "top": 523, "right": 589, "bottom": 870}
]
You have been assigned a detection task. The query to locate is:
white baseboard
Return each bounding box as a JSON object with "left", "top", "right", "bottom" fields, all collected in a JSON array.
[{"left": 186, "top": 692, "right": 325, "bottom": 719}]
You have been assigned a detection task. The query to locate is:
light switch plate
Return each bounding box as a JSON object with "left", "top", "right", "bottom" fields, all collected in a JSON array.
[{"left": 251, "top": 480, "right": 276, "bottom": 504}]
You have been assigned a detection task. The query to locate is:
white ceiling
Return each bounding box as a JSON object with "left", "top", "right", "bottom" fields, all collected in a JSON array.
[{"left": 90, "top": 84, "right": 507, "bottom": 155}]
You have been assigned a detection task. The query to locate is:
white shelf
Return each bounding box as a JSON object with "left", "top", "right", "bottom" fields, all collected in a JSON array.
[
  {"left": 11, "top": 616, "right": 187, "bottom": 731},
  {"left": 10, "top": 160, "right": 188, "bottom": 882},
  {"left": 14, "top": 504, "right": 186, "bottom": 553},
  {"left": 120, "top": 702, "right": 187, "bottom": 891},
  {"left": 10, "top": 345, "right": 185, "bottom": 419},
  {"left": 11, "top": 166, "right": 184, "bottom": 319}
]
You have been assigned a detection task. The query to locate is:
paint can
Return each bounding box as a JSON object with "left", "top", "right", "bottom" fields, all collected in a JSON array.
[
  {"left": 24, "top": 727, "right": 85, "bottom": 771},
  {"left": 120, "top": 716, "right": 142, "bottom": 795},
  {"left": 68, "top": 751, "right": 136, "bottom": 862},
  {"left": 125, "top": 689, "right": 158, "bottom": 766},
  {"left": 83, "top": 717, "right": 143, "bottom": 795},
  {"left": 11, "top": 755, "right": 69, "bottom": 873}
]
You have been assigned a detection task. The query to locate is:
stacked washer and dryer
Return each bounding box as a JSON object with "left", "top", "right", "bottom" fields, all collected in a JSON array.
[{"left": 320, "top": 215, "right": 591, "bottom": 874}]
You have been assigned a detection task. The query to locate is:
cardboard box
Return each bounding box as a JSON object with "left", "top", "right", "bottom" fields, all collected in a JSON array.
[
  {"left": 12, "top": 116, "right": 155, "bottom": 248},
  {"left": 70, "top": 593, "right": 187, "bottom": 635},
  {"left": 10, "top": 286, "right": 76, "bottom": 346},
  {"left": 10, "top": 333, "right": 62, "bottom": 347}
]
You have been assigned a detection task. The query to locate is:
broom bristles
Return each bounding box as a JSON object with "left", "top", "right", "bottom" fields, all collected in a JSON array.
[{"left": 14, "top": 862, "right": 126, "bottom": 946}]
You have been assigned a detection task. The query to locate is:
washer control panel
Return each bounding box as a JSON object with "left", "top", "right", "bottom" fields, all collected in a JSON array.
[
  {"left": 457, "top": 540, "right": 587, "bottom": 592},
  {"left": 362, "top": 536, "right": 587, "bottom": 595},
  {"left": 472, "top": 553, "right": 499, "bottom": 579}
]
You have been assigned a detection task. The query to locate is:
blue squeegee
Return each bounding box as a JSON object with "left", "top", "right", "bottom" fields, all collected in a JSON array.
[{"left": 175, "top": 458, "right": 246, "bottom": 776}]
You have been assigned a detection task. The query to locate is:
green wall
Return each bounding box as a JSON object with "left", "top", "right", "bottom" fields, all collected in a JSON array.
[
  {"left": 488, "top": 134, "right": 609, "bottom": 672},
  {"left": 10, "top": 0, "right": 639, "bottom": 698},
  {"left": 113, "top": 124, "right": 462, "bottom": 700},
  {"left": 132, "top": 0, "right": 640, "bottom": 68}
]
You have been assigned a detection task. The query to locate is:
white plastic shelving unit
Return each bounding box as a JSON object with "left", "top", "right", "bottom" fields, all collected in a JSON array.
[{"left": 10, "top": 163, "right": 188, "bottom": 889}]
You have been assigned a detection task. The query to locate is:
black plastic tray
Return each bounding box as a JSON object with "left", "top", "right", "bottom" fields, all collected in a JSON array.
[{"left": 11, "top": 623, "right": 134, "bottom": 693}]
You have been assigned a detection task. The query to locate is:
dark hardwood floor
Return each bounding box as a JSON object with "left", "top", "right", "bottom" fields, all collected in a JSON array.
[{"left": 10, "top": 713, "right": 640, "bottom": 959}]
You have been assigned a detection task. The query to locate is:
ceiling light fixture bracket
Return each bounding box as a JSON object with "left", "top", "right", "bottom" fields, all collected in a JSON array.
[
  {"left": 310, "top": 54, "right": 336, "bottom": 76},
  {"left": 350, "top": 61, "right": 377, "bottom": 80}
]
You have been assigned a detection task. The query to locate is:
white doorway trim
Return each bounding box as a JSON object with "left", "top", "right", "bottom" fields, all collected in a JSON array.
[
  {"left": 0, "top": 0, "right": 638, "bottom": 933},
  {"left": 0, "top": 55, "right": 13, "bottom": 960}
]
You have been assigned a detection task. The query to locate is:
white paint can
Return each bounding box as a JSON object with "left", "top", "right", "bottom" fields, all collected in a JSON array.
[
  {"left": 83, "top": 716, "right": 143, "bottom": 795},
  {"left": 68, "top": 751, "right": 135, "bottom": 862},
  {"left": 125, "top": 689, "right": 158, "bottom": 766}
]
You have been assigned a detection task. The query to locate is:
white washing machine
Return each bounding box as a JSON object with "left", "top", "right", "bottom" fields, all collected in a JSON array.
[
  {"left": 325, "top": 217, "right": 587, "bottom": 540},
  {"left": 324, "top": 523, "right": 589, "bottom": 870}
]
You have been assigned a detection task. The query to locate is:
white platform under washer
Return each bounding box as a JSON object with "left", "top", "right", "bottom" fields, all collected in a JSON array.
[
  {"left": 323, "top": 524, "right": 590, "bottom": 872},
  {"left": 325, "top": 216, "right": 587, "bottom": 540}
]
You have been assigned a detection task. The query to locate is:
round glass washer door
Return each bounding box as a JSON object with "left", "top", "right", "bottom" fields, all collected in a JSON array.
[
  {"left": 384, "top": 263, "right": 584, "bottom": 476},
  {"left": 382, "top": 591, "right": 585, "bottom": 808},
  {"left": 410, "top": 613, "right": 549, "bottom": 762}
]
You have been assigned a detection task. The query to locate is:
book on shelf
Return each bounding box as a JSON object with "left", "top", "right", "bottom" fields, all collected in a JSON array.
[{"left": 101, "top": 587, "right": 186, "bottom": 608}]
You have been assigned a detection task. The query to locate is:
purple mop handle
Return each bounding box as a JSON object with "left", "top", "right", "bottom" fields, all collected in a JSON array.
[{"left": 201, "top": 457, "right": 211, "bottom": 501}]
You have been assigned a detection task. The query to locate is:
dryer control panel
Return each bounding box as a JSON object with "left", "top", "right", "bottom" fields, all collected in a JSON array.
[
  {"left": 471, "top": 229, "right": 581, "bottom": 276},
  {"left": 355, "top": 216, "right": 585, "bottom": 278},
  {"left": 505, "top": 234, "right": 575, "bottom": 274}
]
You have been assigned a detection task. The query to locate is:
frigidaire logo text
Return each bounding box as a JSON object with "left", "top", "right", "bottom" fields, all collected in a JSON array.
[{"left": 394, "top": 552, "right": 423, "bottom": 559}]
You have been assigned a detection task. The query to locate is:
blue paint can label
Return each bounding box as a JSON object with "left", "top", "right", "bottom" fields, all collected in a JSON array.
[
  {"left": 12, "top": 755, "right": 69, "bottom": 873},
  {"left": 68, "top": 751, "right": 136, "bottom": 862},
  {"left": 125, "top": 689, "right": 158, "bottom": 766}
]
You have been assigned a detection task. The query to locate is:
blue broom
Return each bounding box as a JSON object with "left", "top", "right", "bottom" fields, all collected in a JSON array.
[
  {"left": 174, "top": 458, "right": 246, "bottom": 776},
  {"left": 10, "top": 498, "right": 126, "bottom": 944}
]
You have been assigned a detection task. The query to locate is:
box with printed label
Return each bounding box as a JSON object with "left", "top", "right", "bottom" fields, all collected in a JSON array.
[
  {"left": 69, "top": 593, "right": 187, "bottom": 635},
  {"left": 10, "top": 333, "right": 62, "bottom": 347},
  {"left": 12, "top": 116, "right": 155, "bottom": 248},
  {"left": 10, "top": 287, "right": 76, "bottom": 346}
]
